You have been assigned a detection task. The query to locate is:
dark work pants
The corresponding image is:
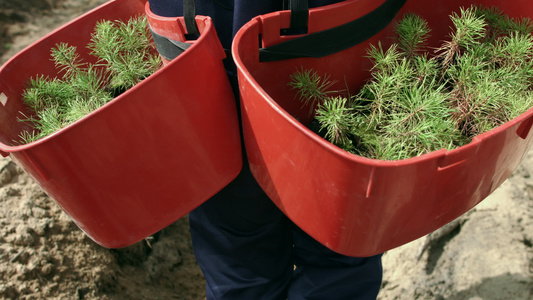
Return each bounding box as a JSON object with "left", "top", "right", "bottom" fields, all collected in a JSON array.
[
  {"left": 148, "top": 1, "right": 383, "bottom": 299},
  {"left": 189, "top": 164, "right": 383, "bottom": 300}
]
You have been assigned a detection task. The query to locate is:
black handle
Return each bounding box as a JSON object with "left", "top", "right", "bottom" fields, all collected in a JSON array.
[
  {"left": 183, "top": 0, "right": 200, "bottom": 35},
  {"left": 260, "top": 0, "right": 407, "bottom": 62},
  {"left": 289, "top": 0, "right": 309, "bottom": 31}
]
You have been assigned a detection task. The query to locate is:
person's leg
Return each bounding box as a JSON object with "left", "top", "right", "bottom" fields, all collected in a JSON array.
[
  {"left": 288, "top": 227, "right": 383, "bottom": 300},
  {"left": 189, "top": 165, "right": 294, "bottom": 300}
]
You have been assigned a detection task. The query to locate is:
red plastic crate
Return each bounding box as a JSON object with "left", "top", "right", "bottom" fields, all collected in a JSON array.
[
  {"left": 233, "top": 0, "right": 533, "bottom": 256},
  {"left": 0, "top": 0, "right": 242, "bottom": 248}
]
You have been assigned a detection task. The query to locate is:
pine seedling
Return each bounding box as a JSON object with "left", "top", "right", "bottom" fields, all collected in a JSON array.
[
  {"left": 451, "top": 7, "right": 488, "bottom": 49},
  {"left": 19, "top": 105, "right": 65, "bottom": 143},
  {"left": 436, "top": 6, "right": 487, "bottom": 66},
  {"left": 89, "top": 16, "right": 161, "bottom": 93},
  {"left": 18, "top": 130, "right": 38, "bottom": 145},
  {"left": 509, "top": 91, "right": 533, "bottom": 120},
  {"left": 289, "top": 68, "right": 337, "bottom": 115},
  {"left": 362, "top": 45, "right": 417, "bottom": 128},
  {"left": 366, "top": 43, "right": 403, "bottom": 76},
  {"left": 447, "top": 12, "right": 533, "bottom": 137},
  {"left": 395, "top": 13, "right": 431, "bottom": 59},
  {"left": 69, "top": 65, "right": 112, "bottom": 106},
  {"left": 507, "top": 18, "right": 533, "bottom": 35},
  {"left": 51, "top": 43, "right": 85, "bottom": 78},
  {"left": 445, "top": 49, "right": 487, "bottom": 93},
  {"left": 63, "top": 98, "right": 103, "bottom": 124},
  {"left": 22, "top": 76, "right": 76, "bottom": 111},
  {"left": 495, "top": 31, "right": 533, "bottom": 70},
  {"left": 412, "top": 54, "right": 440, "bottom": 85},
  {"left": 475, "top": 6, "right": 507, "bottom": 42},
  {"left": 315, "top": 96, "right": 355, "bottom": 147}
]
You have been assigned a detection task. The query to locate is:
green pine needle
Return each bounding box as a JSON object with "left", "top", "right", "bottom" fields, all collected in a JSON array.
[
  {"left": 289, "top": 68, "right": 338, "bottom": 115},
  {"left": 315, "top": 96, "right": 354, "bottom": 146},
  {"left": 395, "top": 13, "right": 431, "bottom": 59}
]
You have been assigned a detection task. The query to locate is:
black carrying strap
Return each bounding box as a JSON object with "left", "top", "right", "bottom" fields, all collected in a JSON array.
[
  {"left": 150, "top": 29, "right": 192, "bottom": 61},
  {"left": 150, "top": 0, "right": 199, "bottom": 61},
  {"left": 183, "top": 0, "right": 200, "bottom": 35},
  {"left": 289, "top": 0, "right": 309, "bottom": 31},
  {"left": 259, "top": 0, "right": 407, "bottom": 62}
]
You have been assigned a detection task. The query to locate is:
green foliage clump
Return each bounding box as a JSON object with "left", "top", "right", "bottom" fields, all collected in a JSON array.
[
  {"left": 88, "top": 18, "right": 162, "bottom": 93},
  {"left": 290, "top": 6, "right": 533, "bottom": 161},
  {"left": 18, "top": 16, "right": 161, "bottom": 144}
]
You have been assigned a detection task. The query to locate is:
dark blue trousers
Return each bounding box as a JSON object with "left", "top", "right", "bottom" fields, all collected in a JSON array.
[
  {"left": 189, "top": 165, "right": 383, "bottom": 300},
  {"left": 148, "top": 1, "right": 383, "bottom": 299}
]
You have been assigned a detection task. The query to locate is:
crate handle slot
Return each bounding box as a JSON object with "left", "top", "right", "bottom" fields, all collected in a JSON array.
[
  {"left": 516, "top": 115, "right": 533, "bottom": 140},
  {"left": 0, "top": 92, "right": 10, "bottom": 157},
  {"left": 0, "top": 92, "right": 7, "bottom": 106}
]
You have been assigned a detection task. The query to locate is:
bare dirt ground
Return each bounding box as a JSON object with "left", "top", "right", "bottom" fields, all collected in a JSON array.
[
  {"left": 0, "top": 158, "right": 206, "bottom": 299},
  {"left": 1, "top": 1, "right": 532, "bottom": 299}
]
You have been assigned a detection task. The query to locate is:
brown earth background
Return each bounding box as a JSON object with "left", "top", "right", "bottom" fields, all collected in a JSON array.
[{"left": 0, "top": 1, "right": 532, "bottom": 299}]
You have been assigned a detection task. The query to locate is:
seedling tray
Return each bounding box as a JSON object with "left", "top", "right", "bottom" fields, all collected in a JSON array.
[
  {"left": 0, "top": 0, "right": 242, "bottom": 248},
  {"left": 233, "top": 0, "right": 533, "bottom": 256}
]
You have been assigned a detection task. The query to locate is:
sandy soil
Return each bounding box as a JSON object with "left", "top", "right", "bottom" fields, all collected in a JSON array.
[{"left": 0, "top": 1, "right": 532, "bottom": 299}]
